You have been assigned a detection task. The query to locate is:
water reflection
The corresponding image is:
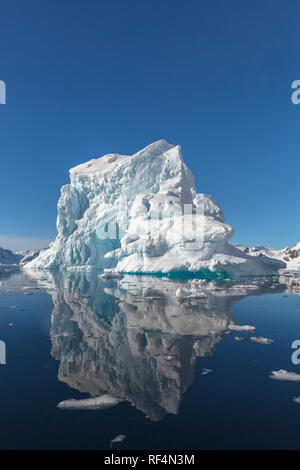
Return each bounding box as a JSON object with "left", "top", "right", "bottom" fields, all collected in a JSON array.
[{"left": 32, "top": 272, "right": 289, "bottom": 421}]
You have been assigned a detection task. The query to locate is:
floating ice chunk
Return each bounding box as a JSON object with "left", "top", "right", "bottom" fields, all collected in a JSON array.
[
  {"left": 228, "top": 324, "right": 256, "bottom": 332},
  {"left": 233, "top": 336, "right": 245, "bottom": 341},
  {"left": 293, "top": 397, "right": 300, "bottom": 404},
  {"left": 201, "top": 368, "right": 213, "bottom": 375},
  {"left": 250, "top": 336, "right": 274, "bottom": 344},
  {"left": 270, "top": 370, "right": 300, "bottom": 381},
  {"left": 57, "top": 394, "right": 123, "bottom": 410},
  {"left": 21, "top": 286, "right": 39, "bottom": 291},
  {"left": 110, "top": 434, "right": 126, "bottom": 447},
  {"left": 99, "top": 271, "right": 124, "bottom": 280}
]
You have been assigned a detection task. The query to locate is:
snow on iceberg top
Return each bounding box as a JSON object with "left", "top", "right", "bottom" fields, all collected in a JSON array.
[{"left": 70, "top": 140, "right": 176, "bottom": 177}]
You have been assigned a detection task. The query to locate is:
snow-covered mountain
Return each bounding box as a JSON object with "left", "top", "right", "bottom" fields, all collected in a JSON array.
[
  {"left": 25, "top": 140, "right": 285, "bottom": 275},
  {"left": 0, "top": 247, "right": 42, "bottom": 266},
  {"left": 16, "top": 249, "right": 44, "bottom": 266},
  {"left": 0, "top": 247, "right": 21, "bottom": 265},
  {"left": 235, "top": 243, "right": 300, "bottom": 270}
]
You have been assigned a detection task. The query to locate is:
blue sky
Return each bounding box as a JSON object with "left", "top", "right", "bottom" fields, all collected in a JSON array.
[{"left": 0, "top": 0, "right": 299, "bottom": 250}]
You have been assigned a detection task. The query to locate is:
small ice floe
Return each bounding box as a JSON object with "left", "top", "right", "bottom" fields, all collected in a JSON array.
[
  {"left": 293, "top": 397, "right": 300, "bottom": 404},
  {"left": 250, "top": 336, "right": 274, "bottom": 344},
  {"left": 99, "top": 271, "right": 124, "bottom": 280},
  {"left": 233, "top": 336, "right": 245, "bottom": 341},
  {"left": 0, "top": 282, "right": 3, "bottom": 286},
  {"left": 8, "top": 305, "right": 16, "bottom": 309},
  {"left": 21, "top": 286, "right": 39, "bottom": 291},
  {"left": 110, "top": 434, "right": 126, "bottom": 447},
  {"left": 57, "top": 394, "right": 123, "bottom": 410},
  {"left": 201, "top": 368, "right": 213, "bottom": 375},
  {"left": 23, "top": 292, "right": 33, "bottom": 296},
  {"left": 228, "top": 324, "right": 256, "bottom": 332},
  {"left": 8, "top": 323, "right": 14, "bottom": 327},
  {"left": 270, "top": 370, "right": 300, "bottom": 381}
]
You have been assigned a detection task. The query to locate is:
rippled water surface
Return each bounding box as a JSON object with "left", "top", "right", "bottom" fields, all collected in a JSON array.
[{"left": 1, "top": 268, "right": 300, "bottom": 449}]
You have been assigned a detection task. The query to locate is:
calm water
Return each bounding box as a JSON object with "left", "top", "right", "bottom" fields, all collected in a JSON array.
[{"left": 1, "top": 267, "right": 300, "bottom": 450}]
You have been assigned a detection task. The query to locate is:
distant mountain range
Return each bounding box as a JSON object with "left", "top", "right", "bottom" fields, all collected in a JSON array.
[
  {"left": 235, "top": 242, "right": 300, "bottom": 270},
  {"left": 0, "top": 246, "right": 43, "bottom": 266}
]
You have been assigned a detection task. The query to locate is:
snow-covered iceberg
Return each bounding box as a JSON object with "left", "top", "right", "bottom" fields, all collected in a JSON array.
[
  {"left": 270, "top": 370, "right": 300, "bottom": 381},
  {"left": 25, "top": 140, "right": 285, "bottom": 275}
]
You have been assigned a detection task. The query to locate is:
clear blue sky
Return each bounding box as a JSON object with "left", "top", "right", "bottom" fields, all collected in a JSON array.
[{"left": 0, "top": 0, "right": 299, "bottom": 250}]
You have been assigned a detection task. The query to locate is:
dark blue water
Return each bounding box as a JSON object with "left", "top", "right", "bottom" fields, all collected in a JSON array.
[{"left": 1, "top": 268, "right": 300, "bottom": 450}]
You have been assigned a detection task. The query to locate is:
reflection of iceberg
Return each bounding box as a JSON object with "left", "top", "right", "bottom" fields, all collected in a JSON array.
[
  {"left": 279, "top": 273, "right": 300, "bottom": 294},
  {"left": 36, "top": 272, "right": 285, "bottom": 421},
  {"left": 0, "top": 267, "right": 20, "bottom": 282}
]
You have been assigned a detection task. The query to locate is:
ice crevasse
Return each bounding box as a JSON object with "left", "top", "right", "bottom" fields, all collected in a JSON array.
[{"left": 26, "top": 140, "right": 285, "bottom": 275}]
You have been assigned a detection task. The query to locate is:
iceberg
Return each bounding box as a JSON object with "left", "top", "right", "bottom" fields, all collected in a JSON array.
[
  {"left": 57, "top": 394, "right": 123, "bottom": 410},
  {"left": 250, "top": 336, "right": 274, "bottom": 344},
  {"left": 110, "top": 434, "right": 126, "bottom": 447},
  {"left": 228, "top": 324, "right": 256, "bottom": 332},
  {"left": 25, "top": 140, "right": 285, "bottom": 275},
  {"left": 270, "top": 370, "right": 300, "bottom": 381},
  {"left": 200, "top": 368, "right": 213, "bottom": 375}
]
